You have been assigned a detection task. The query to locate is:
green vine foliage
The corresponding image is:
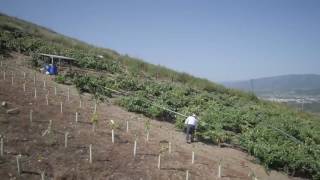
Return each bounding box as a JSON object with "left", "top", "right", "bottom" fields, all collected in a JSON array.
[{"left": 53, "top": 71, "right": 320, "bottom": 179}]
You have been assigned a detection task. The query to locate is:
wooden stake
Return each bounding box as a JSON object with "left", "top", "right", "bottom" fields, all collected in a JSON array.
[
  {"left": 94, "top": 101, "right": 97, "bottom": 114},
  {"left": 158, "top": 154, "right": 161, "bottom": 169},
  {"left": 218, "top": 160, "right": 222, "bottom": 178},
  {"left": 126, "top": 121, "right": 129, "bottom": 133},
  {"left": 67, "top": 87, "right": 70, "bottom": 102},
  {"left": 133, "top": 140, "right": 137, "bottom": 157},
  {"left": 64, "top": 132, "right": 69, "bottom": 148},
  {"left": 186, "top": 170, "right": 189, "bottom": 180},
  {"left": 75, "top": 112, "right": 78, "bottom": 123},
  {"left": 54, "top": 86, "right": 57, "bottom": 96},
  {"left": 45, "top": 95, "right": 49, "bottom": 105},
  {"left": 248, "top": 169, "right": 258, "bottom": 180},
  {"left": 146, "top": 131, "right": 149, "bottom": 142},
  {"left": 41, "top": 171, "right": 45, "bottom": 180},
  {"left": 48, "top": 120, "right": 52, "bottom": 134},
  {"left": 60, "top": 102, "right": 63, "bottom": 113},
  {"left": 11, "top": 75, "right": 14, "bottom": 85},
  {"left": 89, "top": 144, "right": 92, "bottom": 164},
  {"left": 43, "top": 76, "right": 46, "bottom": 89},
  {"left": 111, "top": 129, "right": 114, "bottom": 144},
  {"left": 169, "top": 142, "right": 171, "bottom": 154},
  {"left": 23, "top": 72, "right": 26, "bottom": 79},
  {"left": 23, "top": 82, "right": 26, "bottom": 92},
  {"left": 16, "top": 154, "right": 21, "bottom": 175},
  {"left": 0, "top": 137, "right": 3, "bottom": 156},
  {"left": 30, "top": 110, "right": 33, "bottom": 123},
  {"left": 192, "top": 151, "right": 195, "bottom": 164},
  {"left": 79, "top": 99, "right": 82, "bottom": 108},
  {"left": 34, "top": 88, "right": 37, "bottom": 99},
  {"left": 33, "top": 73, "right": 36, "bottom": 85},
  {"left": 3, "top": 71, "right": 5, "bottom": 80}
]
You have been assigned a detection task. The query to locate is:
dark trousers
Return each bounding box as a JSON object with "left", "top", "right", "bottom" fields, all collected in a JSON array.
[{"left": 186, "top": 124, "right": 195, "bottom": 142}]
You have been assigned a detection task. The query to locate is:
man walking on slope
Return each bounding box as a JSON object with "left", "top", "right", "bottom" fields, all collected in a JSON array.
[{"left": 185, "top": 114, "right": 198, "bottom": 143}]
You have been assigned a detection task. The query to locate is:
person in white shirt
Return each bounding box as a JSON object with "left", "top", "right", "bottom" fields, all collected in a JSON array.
[{"left": 184, "top": 113, "right": 198, "bottom": 143}]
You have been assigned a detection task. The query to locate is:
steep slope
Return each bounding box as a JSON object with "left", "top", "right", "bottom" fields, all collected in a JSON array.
[
  {"left": 0, "top": 54, "right": 297, "bottom": 180},
  {"left": 1, "top": 13, "right": 320, "bottom": 179}
]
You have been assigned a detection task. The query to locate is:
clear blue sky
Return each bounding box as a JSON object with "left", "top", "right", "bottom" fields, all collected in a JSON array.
[{"left": 1, "top": 0, "right": 320, "bottom": 81}]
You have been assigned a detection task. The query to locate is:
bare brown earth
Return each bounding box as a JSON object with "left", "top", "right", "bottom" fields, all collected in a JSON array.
[{"left": 0, "top": 54, "right": 304, "bottom": 180}]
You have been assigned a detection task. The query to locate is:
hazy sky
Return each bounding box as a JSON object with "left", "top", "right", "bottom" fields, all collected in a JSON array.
[{"left": 1, "top": 0, "right": 320, "bottom": 81}]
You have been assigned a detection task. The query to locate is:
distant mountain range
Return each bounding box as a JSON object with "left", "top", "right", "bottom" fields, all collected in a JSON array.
[{"left": 223, "top": 74, "right": 320, "bottom": 95}]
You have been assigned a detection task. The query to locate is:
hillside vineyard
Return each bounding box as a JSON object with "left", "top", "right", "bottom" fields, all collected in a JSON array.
[{"left": 1, "top": 13, "right": 320, "bottom": 179}]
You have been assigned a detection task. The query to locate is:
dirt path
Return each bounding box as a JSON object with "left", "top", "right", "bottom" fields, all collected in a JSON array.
[{"left": 0, "top": 54, "right": 302, "bottom": 180}]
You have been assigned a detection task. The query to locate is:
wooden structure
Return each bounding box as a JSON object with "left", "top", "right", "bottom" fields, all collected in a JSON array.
[{"left": 39, "top": 53, "right": 77, "bottom": 72}]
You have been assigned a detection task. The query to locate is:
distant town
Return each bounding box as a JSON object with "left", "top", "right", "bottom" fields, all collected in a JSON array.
[
  {"left": 257, "top": 93, "right": 320, "bottom": 113},
  {"left": 261, "top": 94, "right": 320, "bottom": 104}
]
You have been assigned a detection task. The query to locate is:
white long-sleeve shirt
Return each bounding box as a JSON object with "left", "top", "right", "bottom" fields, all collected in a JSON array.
[{"left": 185, "top": 116, "right": 198, "bottom": 128}]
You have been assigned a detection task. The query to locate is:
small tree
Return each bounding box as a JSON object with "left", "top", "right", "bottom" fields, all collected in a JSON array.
[
  {"left": 158, "top": 141, "right": 169, "bottom": 169},
  {"left": 133, "top": 134, "right": 138, "bottom": 157},
  {"left": 109, "top": 120, "right": 118, "bottom": 143},
  {"left": 248, "top": 169, "right": 258, "bottom": 180},
  {"left": 91, "top": 112, "right": 98, "bottom": 132},
  {"left": 144, "top": 119, "right": 151, "bottom": 142}
]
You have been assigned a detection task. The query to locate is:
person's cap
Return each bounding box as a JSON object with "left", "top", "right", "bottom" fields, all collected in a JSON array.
[{"left": 192, "top": 113, "right": 196, "bottom": 117}]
